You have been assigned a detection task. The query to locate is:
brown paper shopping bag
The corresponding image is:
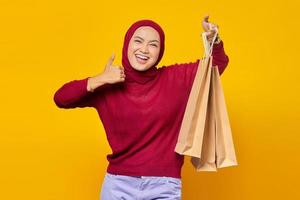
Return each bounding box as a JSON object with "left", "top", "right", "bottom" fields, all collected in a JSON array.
[
  {"left": 174, "top": 54, "right": 217, "bottom": 171},
  {"left": 174, "top": 29, "right": 238, "bottom": 171},
  {"left": 190, "top": 56, "right": 218, "bottom": 171},
  {"left": 174, "top": 54, "right": 212, "bottom": 158},
  {"left": 212, "top": 65, "right": 238, "bottom": 168}
]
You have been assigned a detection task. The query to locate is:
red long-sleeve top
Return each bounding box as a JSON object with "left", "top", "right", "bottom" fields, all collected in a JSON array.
[{"left": 53, "top": 41, "right": 229, "bottom": 178}]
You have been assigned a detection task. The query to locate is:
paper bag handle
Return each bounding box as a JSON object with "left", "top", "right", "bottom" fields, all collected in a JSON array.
[{"left": 201, "top": 26, "right": 219, "bottom": 58}]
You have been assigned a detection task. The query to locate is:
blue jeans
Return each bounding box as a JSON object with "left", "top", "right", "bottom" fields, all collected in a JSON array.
[{"left": 100, "top": 172, "right": 182, "bottom": 200}]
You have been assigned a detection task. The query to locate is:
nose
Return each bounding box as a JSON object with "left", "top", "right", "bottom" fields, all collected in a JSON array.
[{"left": 139, "top": 44, "right": 149, "bottom": 54}]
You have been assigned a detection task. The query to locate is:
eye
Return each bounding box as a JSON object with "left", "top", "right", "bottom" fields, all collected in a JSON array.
[
  {"left": 150, "top": 43, "right": 158, "bottom": 47},
  {"left": 134, "top": 40, "right": 141, "bottom": 43}
]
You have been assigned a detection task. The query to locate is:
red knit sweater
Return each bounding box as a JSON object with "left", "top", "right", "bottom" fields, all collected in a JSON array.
[{"left": 53, "top": 41, "right": 229, "bottom": 178}]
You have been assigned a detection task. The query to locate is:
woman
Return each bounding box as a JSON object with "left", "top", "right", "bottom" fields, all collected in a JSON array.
[{"left": 53, "top": 16, "right": 229, "bottom": 200}]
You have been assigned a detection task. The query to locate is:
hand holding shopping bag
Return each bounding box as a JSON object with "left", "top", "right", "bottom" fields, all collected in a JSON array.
[{"left": 174, "top": 19, "right": 238, "bottom": 171}]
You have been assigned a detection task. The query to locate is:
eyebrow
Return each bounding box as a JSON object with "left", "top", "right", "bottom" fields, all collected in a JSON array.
[{"left": 133, "top": 36, "right": 159, "bottom": 43}]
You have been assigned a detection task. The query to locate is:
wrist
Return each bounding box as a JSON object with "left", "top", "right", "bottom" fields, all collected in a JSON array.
[
  {"left": 213, "top": 34, "right": 221, "bottom": 44},
  {"left": 90, "top": 74, "right": 108, "bottom": 91},
  {"left": 87, "top": 77, "right": 95, "bottom": 92}
]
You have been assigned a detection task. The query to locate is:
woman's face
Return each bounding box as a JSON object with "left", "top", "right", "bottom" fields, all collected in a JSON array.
[{"left": 127, "top": 26, "right": 161, "bottom": 71}]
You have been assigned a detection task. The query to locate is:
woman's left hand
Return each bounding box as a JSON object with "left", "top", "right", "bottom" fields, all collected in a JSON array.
[{"left": 202, "top": 15, "right": 219, "bottom": 44}]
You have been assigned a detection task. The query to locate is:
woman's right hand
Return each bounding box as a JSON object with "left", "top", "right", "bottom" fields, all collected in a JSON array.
[{"left": 87, "top": 53, "right": 126, "bottom": 92}]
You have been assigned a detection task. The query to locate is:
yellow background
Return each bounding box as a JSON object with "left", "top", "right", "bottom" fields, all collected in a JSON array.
[{"left": 1, "top": 0, "right": 299, "bottom": 199}]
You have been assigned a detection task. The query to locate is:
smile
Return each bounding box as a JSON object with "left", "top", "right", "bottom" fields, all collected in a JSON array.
[{"left": 135, "top": 54, "right": 149, "bottom": 60}]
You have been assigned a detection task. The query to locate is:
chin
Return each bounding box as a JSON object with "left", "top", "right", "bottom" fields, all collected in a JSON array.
[
  {"left": 132, "top": 65, "right": 150, "bottom": 71},
  {"left": 131, "top": 61, "right": 154, "bottom": 71}
]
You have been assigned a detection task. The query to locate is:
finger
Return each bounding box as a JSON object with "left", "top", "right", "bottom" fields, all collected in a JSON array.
[
  {"left": 202, "top": 16, "right": 211, "bottom": 32},
  {"left": 118, "top": 67, "right": 124, "bottom": 73},
  {"left": 207, "top": 30, "right": 216, "bottom": 36},
  {"left": 206, "top": 32, "right": 214, "bottom": 38},
  {"left": 106, "top": 52, "right": 115, "bottom": 67},
  {"left": 207, "top": 35, "right": 214, "bottom": 40},
  {"left": 207, "top": 33, "right": 215, "bottom": 38},
  {"left": 211, "top": 23, "right": 218, "bottom": 28},
  {"left": 203, "top": 15, "right": 209, "bottom": 22},
  {"left": 210, "top": 23, "right": 219, "bottom": 31},
  {"left": 118, "top": 66, "right": 124, "bottom": 70},
  {"left": 117, "top": 66, "right": 124, "bottom": 73}
]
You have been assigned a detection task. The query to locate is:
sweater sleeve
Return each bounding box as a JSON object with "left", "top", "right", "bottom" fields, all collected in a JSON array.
[
  {"left": 163, "top": 40, "right": 229, "bottom": 93},
  {"left": 53, "top": 76, "right": 100, "bottom": 109},
  {"left": 211, "top": 40, "right": 229, "bottom": 75}
]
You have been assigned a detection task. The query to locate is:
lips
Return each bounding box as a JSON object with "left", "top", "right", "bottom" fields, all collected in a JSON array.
[{"left": 135, "top": 54, "right": 149, "bottom": 64}]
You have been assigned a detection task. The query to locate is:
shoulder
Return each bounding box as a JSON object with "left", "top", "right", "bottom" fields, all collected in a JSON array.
[{"left": 158, "top": 59, "right": 201, "bottom": 74}]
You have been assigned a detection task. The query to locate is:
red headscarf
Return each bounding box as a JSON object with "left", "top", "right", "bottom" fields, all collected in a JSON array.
[{"left": 122, "top": 19, "right": 165, "bottom": 84}]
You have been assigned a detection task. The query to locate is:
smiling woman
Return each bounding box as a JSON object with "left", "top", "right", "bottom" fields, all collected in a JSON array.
[
  {"left": 53, "top": 18, "right": 229, "bottom": 200},
  {"left": 127, "top": 26, "right": 161, "bottom": 71}
]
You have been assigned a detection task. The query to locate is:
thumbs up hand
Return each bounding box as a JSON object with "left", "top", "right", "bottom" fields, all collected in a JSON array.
[
  {"left": 102, "top": 53, "right": 126, "bottom": 84},
  {"left": 87, "top": 53, "right": 126, "bottom": 92}
]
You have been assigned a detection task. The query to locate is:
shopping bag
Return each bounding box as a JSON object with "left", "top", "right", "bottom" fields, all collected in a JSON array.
[
  {"left": 212, "top": 63, "right": 238, "bottom": 168},
  {"left": 174, "top": 28, "right": 238, "bottom": 171},
  {"left": 190, "top": 56, "right": 218, "bottom": 171},
  {"left": 174, "top": 53, "right": 212, "bottom": 159}
]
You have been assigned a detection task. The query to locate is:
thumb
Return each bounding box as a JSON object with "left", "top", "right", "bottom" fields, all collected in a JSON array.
[
  {"left": 202, "top": 15, "right": 210, "bottom": 31},
  {"left": 203, "top": 15, "right": 209, "bottom": 22},
  {"left": 106, "top": 52, "right": 115, "bottom": 68}
]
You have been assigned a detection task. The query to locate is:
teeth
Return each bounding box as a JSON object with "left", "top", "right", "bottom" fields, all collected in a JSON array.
[{"left": 136, "top": 54, "right": 149, "bottom": 60}]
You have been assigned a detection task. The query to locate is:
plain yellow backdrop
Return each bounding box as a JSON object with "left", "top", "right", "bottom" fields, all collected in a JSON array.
[{"left": 1, "top": 0, "right": 300, "bottom": 199}]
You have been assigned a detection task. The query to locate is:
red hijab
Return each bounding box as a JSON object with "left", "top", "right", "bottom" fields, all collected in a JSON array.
[{"left": 122, "top": 19, "right": 165, "bottom": 84}]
